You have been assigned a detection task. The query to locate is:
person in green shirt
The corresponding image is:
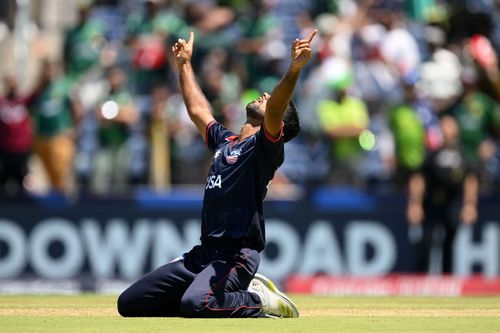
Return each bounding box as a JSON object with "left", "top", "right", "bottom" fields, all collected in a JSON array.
[
  {"left": 388, "top": 81, "right": 427, "bottom": 186},
  {"left": 317, "top": 83, "right": 369, "bottom": 186},
  {"left": 31, "top": 61, "right": 83, "bottom": 195},
  {"left": 126, "top": 0, "right": 185, "bottom": 94},
  {"left": 63, "top": 3, "right": 105, "bottom": 80},
  {"left": 451, "top": 68, "right": 500, "bottom": 166},
  {"left": 92, "top": 67, "right": 139, "bottom": 194},
  {"left": 236, "top": 1, "right": 280, "bottom": 88}
]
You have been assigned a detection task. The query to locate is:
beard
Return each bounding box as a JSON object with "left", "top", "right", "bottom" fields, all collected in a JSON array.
[{"left": 246, "top": 102, "right": 264, "bottom": 122}]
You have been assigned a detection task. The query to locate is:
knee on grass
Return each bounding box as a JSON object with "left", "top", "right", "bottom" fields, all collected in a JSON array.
[
  {"left": 117, "top": 291, "right": 138, "bottom": 317},
  {"left": 180, "top": 292, "right": 206, "bottom": 317}
]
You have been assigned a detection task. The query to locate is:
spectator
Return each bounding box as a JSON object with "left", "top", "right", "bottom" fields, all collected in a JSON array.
[
  {"left": 184, "top": 2, "right": 237, "bottom": 58},
  {"left": 127, "top": 0, "right": 184, "bottom": 94},
  {"left": 407, "top": 115, "right": 479, "bottom": 273},
  {"left": 198, "top": 47, "right": 245, "bottom": 130},
  {"left": 377, "top": 7, "right": 421, "bottom": 76},
  {"left": 236, "top": 0, "right": 281, "bottom": 88},
  {"left": 0, "top": 74, "right": 33, "bottom": 197},
  {"left": 317, "top": 82, "right": 369, "bottom": 186},
  {"left": 31, "top": 61, "right": 83, "bottom": 195},
  {"left": 388, "top": 76, "right": 431, "bottom": 186},
  {"left": 351, "top": 22, "right": 398, "bottom": 109},
  {"left": 92, "top": 67, "right": 138, "bottom": 194},
  {"left": 419, "top": 26, "right": 462, "bottom": 112},
  {"left": 63, "top": 2, "right": 105, "bottom": 80},
  {"left": 450, "top": 67, "right": 500, "bottom": 177}
]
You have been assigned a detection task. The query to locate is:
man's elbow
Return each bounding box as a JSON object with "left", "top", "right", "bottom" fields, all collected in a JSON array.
[{"left": 187, "top": 107, "right": 208, "bottom": 120}]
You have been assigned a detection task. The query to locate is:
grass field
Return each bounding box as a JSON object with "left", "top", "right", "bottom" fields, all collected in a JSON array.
[{"left": 1, "top": 295, "right": 500, "bottom": 333}]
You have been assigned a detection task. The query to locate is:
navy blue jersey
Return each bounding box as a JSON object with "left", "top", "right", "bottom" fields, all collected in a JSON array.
[{"left": 201, "top": 121, "right": 284, "bottom": 251}]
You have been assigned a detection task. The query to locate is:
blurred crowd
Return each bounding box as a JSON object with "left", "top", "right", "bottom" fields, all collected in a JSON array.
[{"left": 0, "top": 0, "right": 500, "bottom": 198}]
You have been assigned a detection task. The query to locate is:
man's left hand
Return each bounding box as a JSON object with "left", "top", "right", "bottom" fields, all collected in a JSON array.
[{"left": 172, "top": 32, "right": 195, "bottom": 69}]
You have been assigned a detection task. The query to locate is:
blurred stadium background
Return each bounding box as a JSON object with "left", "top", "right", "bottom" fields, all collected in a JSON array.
[{"left": 0, "top": 0, "right": 499, "bottom": 296}]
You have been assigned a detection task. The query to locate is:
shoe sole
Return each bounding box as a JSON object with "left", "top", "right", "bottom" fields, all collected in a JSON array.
[{"left": 253, "top": 273, "right": 300, "bottom": 318}]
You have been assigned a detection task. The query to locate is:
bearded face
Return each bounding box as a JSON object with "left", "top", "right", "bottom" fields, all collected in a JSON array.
[
  {"left": 245, "top": 94, "right": 301, "bottom": 143},
  {"left": 245, "top": 102, "right": 264, "bottom": 121},
  {"left": 245, "top": 93, "right": 270, "bottom": 121}
]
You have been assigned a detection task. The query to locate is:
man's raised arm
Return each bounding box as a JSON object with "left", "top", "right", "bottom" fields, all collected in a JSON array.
[
  {"left": 265, "top": 29, "right": 317, "bottom": 138},
  {"left": 172, "top": 32, "right": 215, "bottom": 138}
]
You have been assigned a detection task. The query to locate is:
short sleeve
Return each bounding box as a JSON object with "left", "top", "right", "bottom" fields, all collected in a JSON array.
[
  {"left": 258, "top": 123, "right": 284, "bottom": 166},
  {"left": 205, "top": 121, "right": 235, "bottom": 151}
]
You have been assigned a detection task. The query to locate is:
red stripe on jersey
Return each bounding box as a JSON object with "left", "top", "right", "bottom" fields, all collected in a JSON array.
[
  {"left": 204, "top": 120, "right": 217, "bottom": 147},
  {"left": 263, "top": 122, "right": 284, "bottom": 143},
  {"left": 226, "top": 135, "right": 239, "bottom": 141}
]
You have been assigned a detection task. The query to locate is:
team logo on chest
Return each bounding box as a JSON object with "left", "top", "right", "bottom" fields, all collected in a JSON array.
[{"left": 226, "top": 149, "right": 241, "bottom": 164}]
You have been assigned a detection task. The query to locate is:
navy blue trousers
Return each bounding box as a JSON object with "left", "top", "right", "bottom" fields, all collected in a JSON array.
[{"left": 117, "top": 245, "right": 262, "bottom": 318}]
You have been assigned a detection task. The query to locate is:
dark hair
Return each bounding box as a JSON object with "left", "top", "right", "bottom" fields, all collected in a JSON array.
[{"left": 283, "top": 100, "right": 300, "bottom": 143}]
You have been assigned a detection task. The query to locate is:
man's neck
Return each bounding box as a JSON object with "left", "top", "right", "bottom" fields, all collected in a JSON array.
[{"left": 239, "top": 122, "right": 260, "bottom": 141}]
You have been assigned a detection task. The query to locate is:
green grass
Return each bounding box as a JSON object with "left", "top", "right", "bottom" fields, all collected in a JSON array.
[{"left": 1, "top": 295, "right": 499, "bottom": 333}]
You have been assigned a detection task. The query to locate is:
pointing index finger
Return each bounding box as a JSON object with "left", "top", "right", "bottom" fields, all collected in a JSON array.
[
  {"left": 307, "top": 29, "right": 318, "bottom": 43},
  {"left": 188, "top": 31, "right": 195, "bottom": 47}
]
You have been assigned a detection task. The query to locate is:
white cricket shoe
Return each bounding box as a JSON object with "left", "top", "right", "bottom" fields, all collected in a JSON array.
[{"left": 248, "top": 273, "right": 299, "bottom": 318}]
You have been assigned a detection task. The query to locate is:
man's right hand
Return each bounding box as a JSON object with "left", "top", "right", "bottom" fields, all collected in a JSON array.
[
  {"left": 171, "top": 31, "right": 215, "bottom": 140},
  {"left": 172, "top": 32, "right": 195, "bottom": 69}
]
